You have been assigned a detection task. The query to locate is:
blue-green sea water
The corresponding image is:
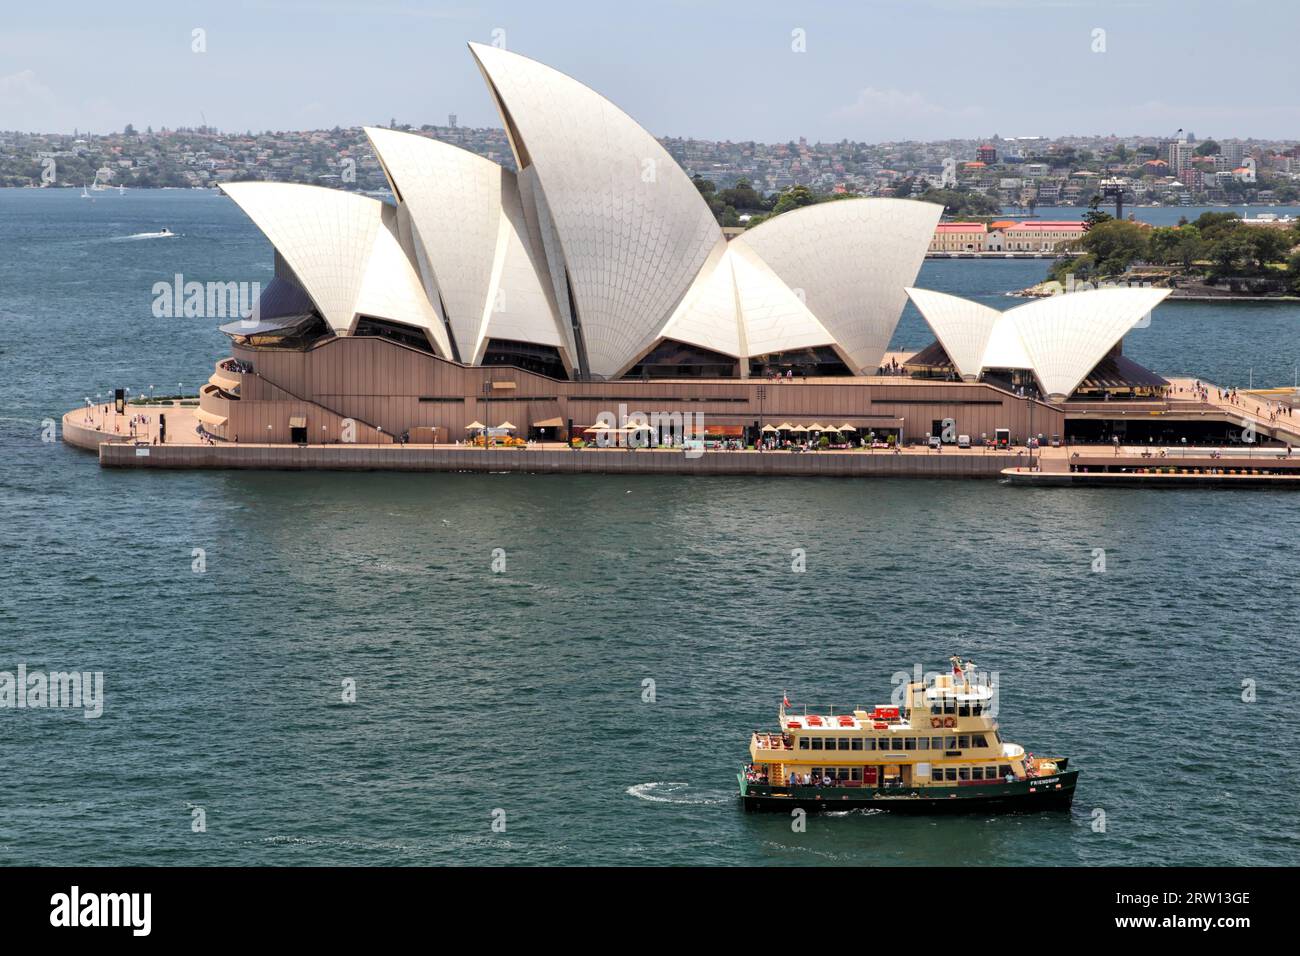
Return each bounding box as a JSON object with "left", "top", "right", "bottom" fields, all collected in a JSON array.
[{"left": 1, "top": 188, "right": 1298, "bottom": 866}]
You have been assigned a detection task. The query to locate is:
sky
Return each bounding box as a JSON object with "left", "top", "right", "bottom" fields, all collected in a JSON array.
[{"left": 1, "top": 0, "right": 1297, "bottom": 142}]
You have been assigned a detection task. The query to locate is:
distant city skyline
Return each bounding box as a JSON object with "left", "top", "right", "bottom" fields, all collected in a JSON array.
[{"left": 2, "top": 0, "right": 1298, "bottom": 141}]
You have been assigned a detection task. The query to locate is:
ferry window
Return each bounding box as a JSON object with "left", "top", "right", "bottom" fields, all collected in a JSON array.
[
  {"left": 811, "top": 738, "right": 823, "bottom": 750},
  {"left": 986, "top": 766, "right": 997, "bottom": 778},
  {"left": 850, "top": 738, "right": 862, "bottom": 751},
  {"left": 812, "top": 767, "right": 822, "bottom": 779},
  {"left": 972, "top": 767, "right": 984, "bottom": 780},
  {"left": 972, "top": 703, "right": 983, "bottom": 716},
  {"left": 931, "top": 703, "right": 942, "bottom": 715},
  {"left": 973, "top": 735, "right": 988, "bottom": 748},
  {"left": 864, "top": 738, "right": 876, "bottom": 751},
  {"left": 933, "top": 737, "right": 945, "bottom": 750},
  {"left": 958, "top": 704, "right": 970, "bottom": 717},
  {"left": 837, "top": 768, "right": 851, "bottom": 781},
  {"left": 837, "top": 738, "right": 850, "bottom": 751},
  {"left": 944, "top": 699, "right": 956, "bottom": 714},
  {"left": 850, "top": 767, "right": 863, "bottom": 782},
  {"left": 958, "top": 767, "right": 970, "bottom": 781},
  {"left": 958, "top": 735, "right": 970, "bottom": 749},
  {"left": 891, "top": 738, "right": 904, "bottom": 751},
  {"left": 799, "top": 738, "right": 810, "bottom": 750},
  {"left": 945, "top": 768, "right": 957, "bottom": 781},
  {"left": 945, "top": 736, "right": 957, "bottom": 750},
  {"left": 903, "top": 737, "right": 917, "bottom": 750},
  {"left": 999, "top": 764, "right": 1012, "bottom": 778}
]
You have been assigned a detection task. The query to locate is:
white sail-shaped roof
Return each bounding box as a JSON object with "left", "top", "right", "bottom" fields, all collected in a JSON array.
[
  {"left": 734, "top": 198, "right": 941, "bottom": 373},
  {"left": 220, "top": 182, "right": 451, "bottom": 356},
  {"left": 1007, "top": 288, "right": 1169, "bottom": 398},
  {"left": 363, "top": 126, "right": 563, "bottom": 364},
  {"left": 655, "top": 243, "right": 742, "bottom": 359},
  {"left": 907, "top": 286, "right": 1170, "bottom": 399},
  {"left": 730, "top": 242, "right": 837, "bottom": 358},
  {"left": 649, "top": 242, "right": 838, "bottom": 369},
  {"left": 902, "top": 288, "right": 1002, "bottom": 380},
  {"left": 470, "top": 42, "right": 726, "bottom": 379}
]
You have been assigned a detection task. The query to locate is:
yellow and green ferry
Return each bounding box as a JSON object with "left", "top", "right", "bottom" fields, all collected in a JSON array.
[{"left": 739, "top": 658, "right": 1078, "bottom": 813}]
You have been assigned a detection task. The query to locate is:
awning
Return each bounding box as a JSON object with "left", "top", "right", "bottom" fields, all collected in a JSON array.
[
  {"left": 533, "top": 417, "right": 565, "bottom": 428},
  {"left": 195, "top": 409, "right": 227, "bottom": 427},
  {"left": 217, "top": 313, "right": 314, "bottom": 338},
  {"left": 489, "top": 381, "right": 517, "bottom": 390},
  {"left": 288, "top": 416, "right": 306, "bottom": 428}
]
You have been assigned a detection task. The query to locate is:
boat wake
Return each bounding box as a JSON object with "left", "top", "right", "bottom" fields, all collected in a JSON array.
[
  {"left": 114, "top": 230, "right": 178, "bottom": 241},
  {"left": 625, "top": 782, "right": 729, "bottom": 806}
]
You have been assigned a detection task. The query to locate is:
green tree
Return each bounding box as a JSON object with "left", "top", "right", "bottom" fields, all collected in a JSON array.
[
  {"left": 1077, "top": 219, "right": 1149, "bottom": 274},
  {"left": 770, "top": 184, "right": 819, "bottom": 216},
  {"left": 1208, "top": 231, "right": 1255, "bottom": 276},
  {"left": 718, "top": 178, "right": 764, "bottom": 211},
  {"left": 1244, "top": 228, "right": 1293, "bottom": 271},
  {"left": 1082, "top": 195, "right": 1113, "bottom": 231},
  {"left": 1287, "top": 249, "right": 1300, "bottom": 294},
  {"left": 1192, "top": 211, "right": 1242, "bottom": 241}
]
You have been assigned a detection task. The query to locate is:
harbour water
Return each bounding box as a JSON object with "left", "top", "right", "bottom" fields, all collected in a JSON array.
[{"left": 1, "top": 188, "right": 1298, "bottom": 865}]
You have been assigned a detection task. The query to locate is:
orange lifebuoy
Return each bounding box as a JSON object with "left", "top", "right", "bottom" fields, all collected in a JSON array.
[
  {"left": 930, "top": 717, "right": 942, "bottom": 729},
  {"left": 943, "top": 716, "right": 956, "bottom": 728}
]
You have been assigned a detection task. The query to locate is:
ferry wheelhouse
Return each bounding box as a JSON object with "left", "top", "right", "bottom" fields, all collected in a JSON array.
[{"left": 739, "top": 659, "right": 1078, "bottom": 813}]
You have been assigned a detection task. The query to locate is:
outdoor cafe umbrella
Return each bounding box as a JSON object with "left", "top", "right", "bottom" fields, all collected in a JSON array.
[
  {"left": 838, "top": 423, "right": 858, "bottom": 432},
  {"left": 776, "top": 422, "right": 794, "bottom": 431},
  {"left": 790, "top": 425, "right": 808, "bottom": 433},
  {"left": 465, "top": 421, "right": 486, "bottom": 430},
  {"left": 760, "top": 424, "right": 780, "bottom": 433},
  {"left": 496, "top": 421, "right": 516, "bottom": 431}
]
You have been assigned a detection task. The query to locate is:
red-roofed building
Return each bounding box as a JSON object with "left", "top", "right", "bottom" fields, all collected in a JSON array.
[
  {"left": 1002, "top": 221, "right": 1085, "bottom": 252},
  {"left": 930, "top": 221, "right": 988, "bottom": 252}
]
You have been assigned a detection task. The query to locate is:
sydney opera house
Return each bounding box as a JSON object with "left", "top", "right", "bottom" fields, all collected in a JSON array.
[{"left": 184, "top": 43, "right": 1247, "bottom": 452}]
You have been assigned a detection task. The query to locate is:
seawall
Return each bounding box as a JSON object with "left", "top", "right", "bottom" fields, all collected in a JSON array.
[{"left": 96, "top": 441, "right": 1026, "bottom": 478}]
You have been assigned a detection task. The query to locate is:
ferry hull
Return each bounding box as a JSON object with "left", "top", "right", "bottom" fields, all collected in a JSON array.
[{"left": 739, "top": 769, "right": 1078, "bottom": 814}]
